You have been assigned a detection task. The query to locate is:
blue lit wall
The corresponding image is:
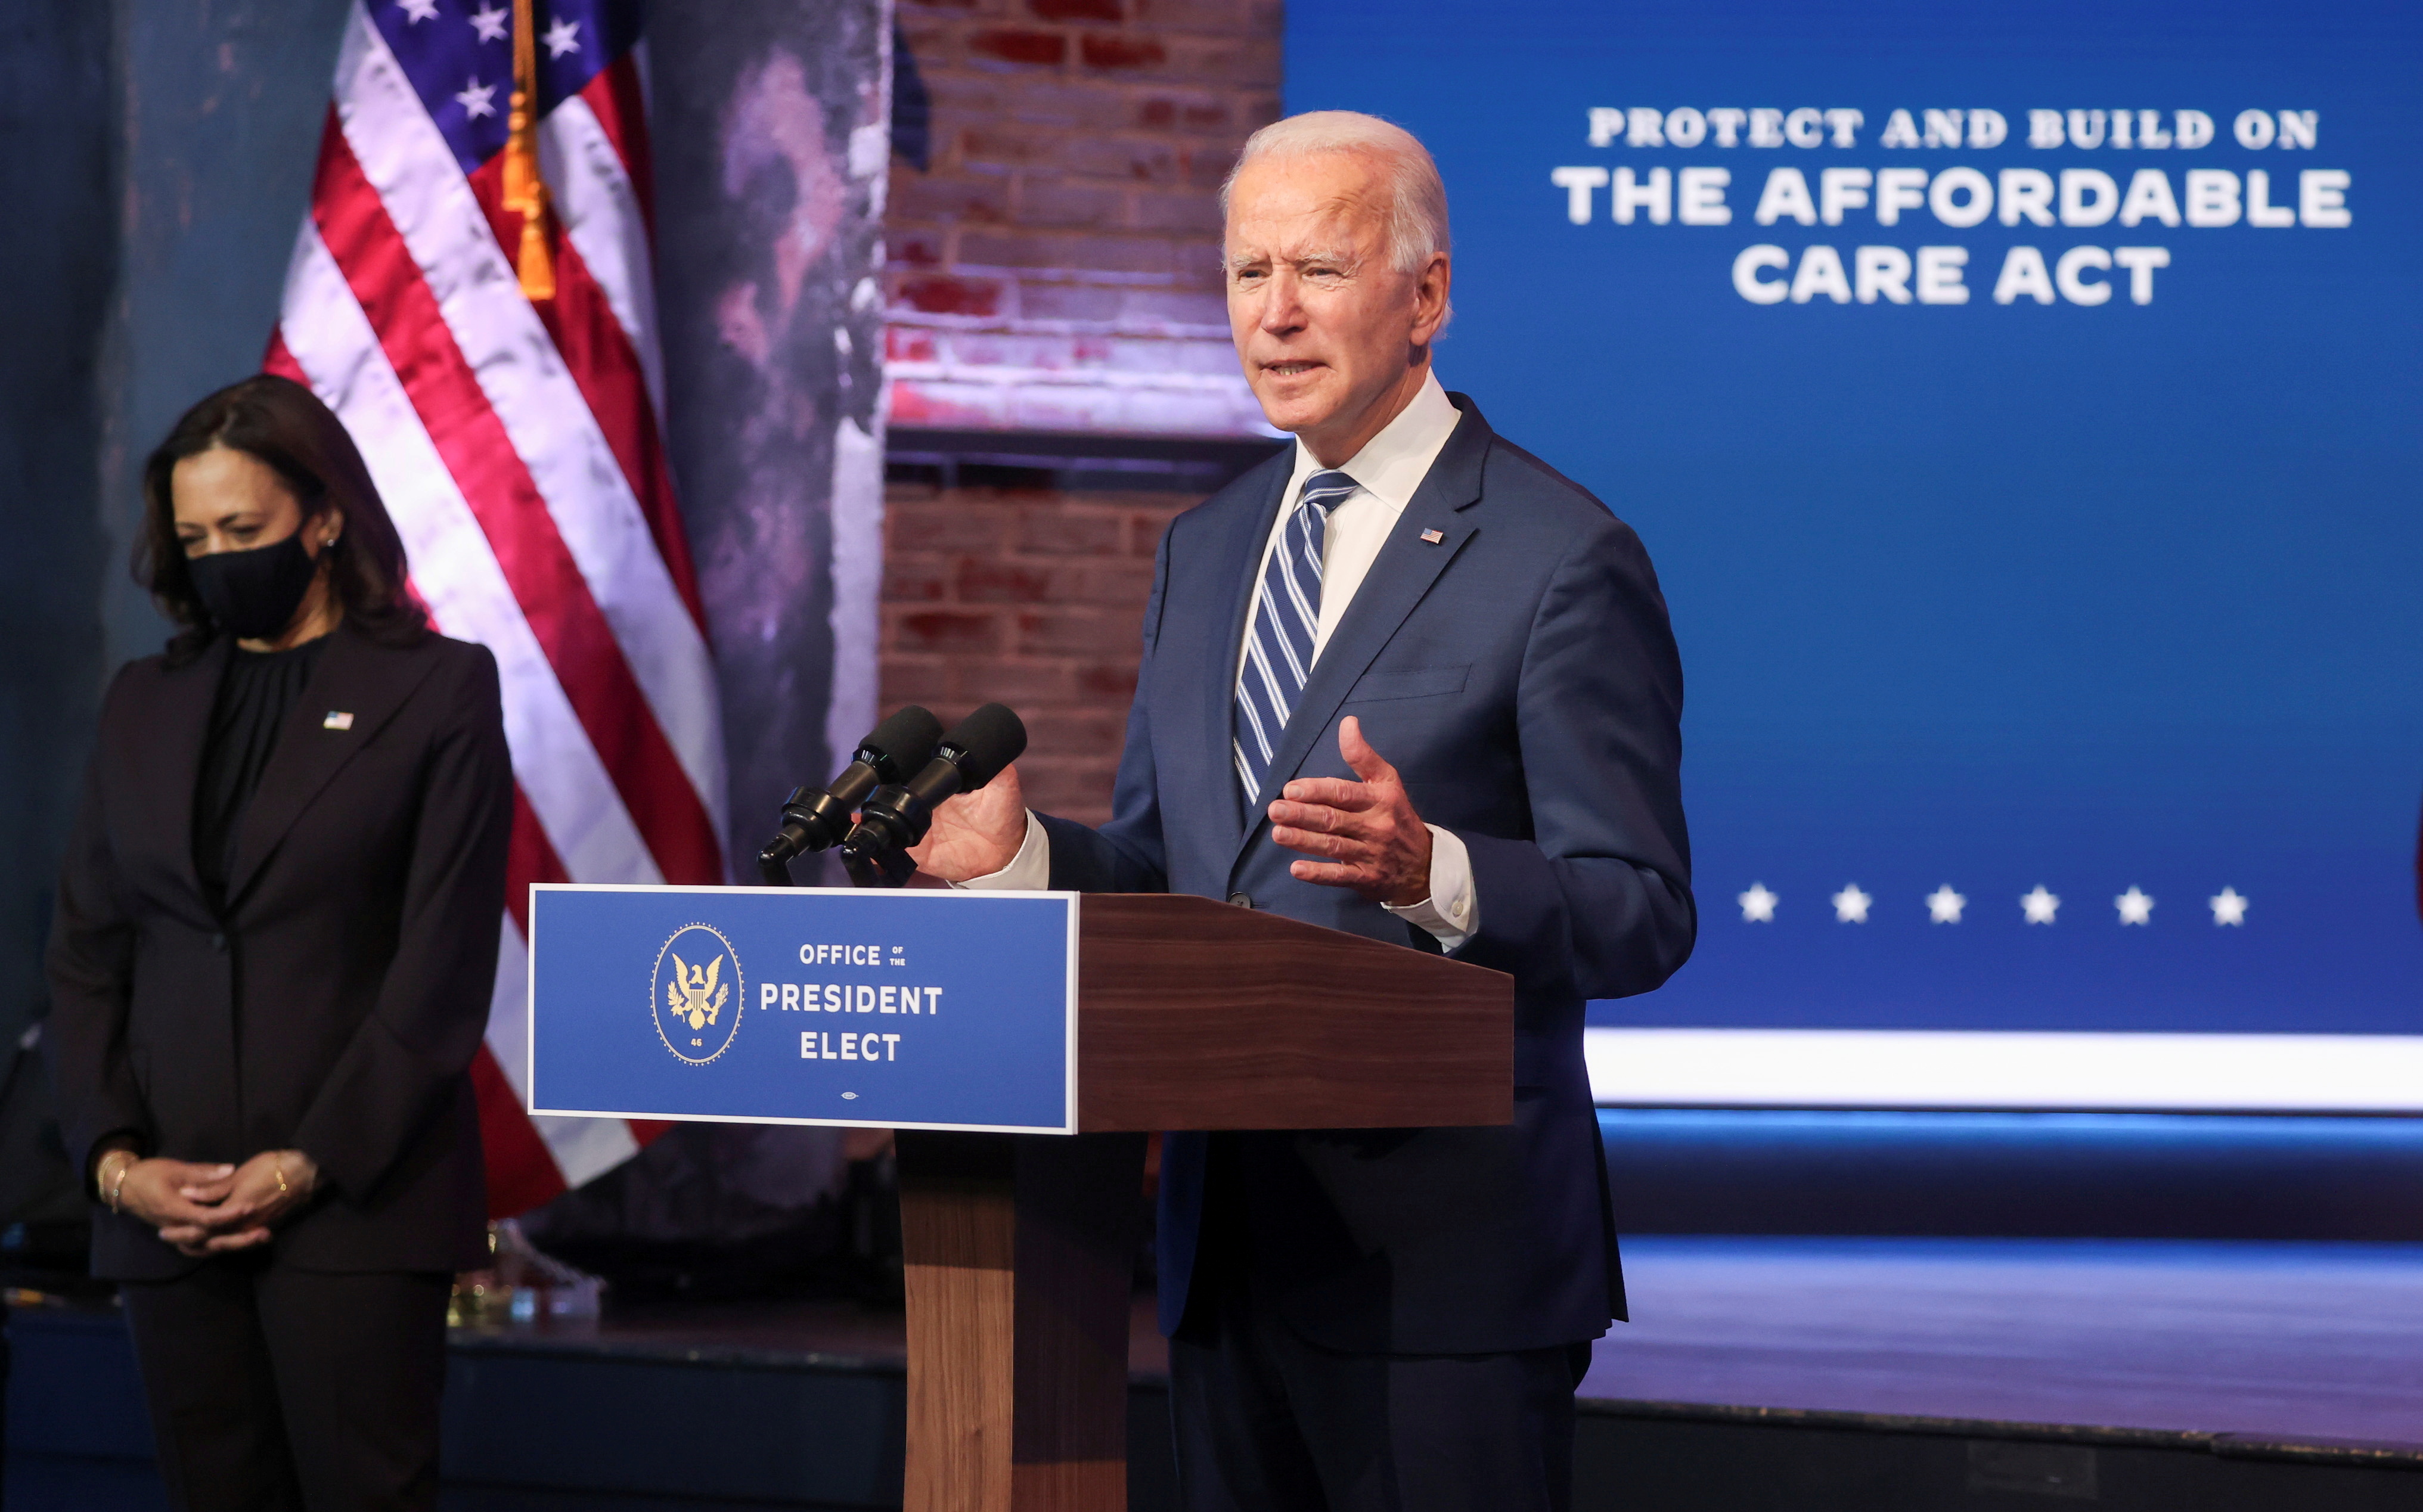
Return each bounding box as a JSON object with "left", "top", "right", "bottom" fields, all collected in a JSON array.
[
  {"left": 1596, "top": 1109, "right": 2423, "bottom": 1237},
  {"left": 1289, "top": 0, "right": 2423, "bottom": 1034}
]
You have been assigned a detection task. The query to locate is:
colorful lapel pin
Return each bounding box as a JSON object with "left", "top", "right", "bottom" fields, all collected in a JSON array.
[
  {"left": 323, "top": 712, "right": 355, "bottom": 731},
  {"left": 1420, "top": 528, "right": 1445, "bottom": 544}
]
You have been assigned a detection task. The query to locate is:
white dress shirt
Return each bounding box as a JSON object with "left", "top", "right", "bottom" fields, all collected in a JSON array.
[{"left": 957, "top": 371, "right": 1479, "bottom": 950}]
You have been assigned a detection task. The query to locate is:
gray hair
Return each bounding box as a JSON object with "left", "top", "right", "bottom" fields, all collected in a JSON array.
[{"left": 1220, "top": 111, "right": 1451, "bottom": 274}]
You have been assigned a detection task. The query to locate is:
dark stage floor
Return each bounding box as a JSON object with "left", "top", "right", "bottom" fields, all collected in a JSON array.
[
  {"left": 14, "top": 1237, "right": 2423, "bottom": 1510},
  {"left": 1592, "top": 1236, "right": 2423, "bottom": 1443},
  {"left": 452, "top": 1235, "right": 2423, "bottom": 1443}
]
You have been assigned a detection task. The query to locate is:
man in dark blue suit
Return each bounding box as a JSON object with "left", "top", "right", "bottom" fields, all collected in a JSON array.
[{"left": 911, "top": 110, "right": 1694, "bottom": 1511}]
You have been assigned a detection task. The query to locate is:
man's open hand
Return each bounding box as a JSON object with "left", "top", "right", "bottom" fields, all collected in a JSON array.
[
  {"left": 1267, "top": 716, "right": 1432, "bottom": 906},
  {"left": 907, "top": 761, "right": 1028, "bottom": 882}
]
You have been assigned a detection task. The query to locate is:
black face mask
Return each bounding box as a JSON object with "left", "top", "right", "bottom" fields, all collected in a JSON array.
[{"left": 187, "top": 532, "right": 322, "bottom": 641}]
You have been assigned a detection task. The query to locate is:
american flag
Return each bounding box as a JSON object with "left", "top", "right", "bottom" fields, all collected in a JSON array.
[{"left": 266, "top": 0, "right": 722, "bottom": 1213}]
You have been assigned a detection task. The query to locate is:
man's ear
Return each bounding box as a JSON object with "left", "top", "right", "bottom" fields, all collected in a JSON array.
[{"left": 1410, "top": 252, "right": 1453, "bottom": 345}]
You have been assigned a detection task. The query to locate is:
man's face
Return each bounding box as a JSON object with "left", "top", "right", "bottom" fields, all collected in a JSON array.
[{"left": 1224, "top": 152, "right": 1448, "bottom": 459}]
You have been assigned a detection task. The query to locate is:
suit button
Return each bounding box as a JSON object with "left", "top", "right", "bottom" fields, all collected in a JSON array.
[
  {"left": 1227, "top": 892, "right": 1252, "bottom": 909},
  {"left": 210, "top": 932, "right": 228, "bottom": 953}
]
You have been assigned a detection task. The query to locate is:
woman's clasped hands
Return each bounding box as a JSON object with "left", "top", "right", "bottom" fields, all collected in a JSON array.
[{"left": 107, "top": 1148, "right": 320, "bottom": 1258}]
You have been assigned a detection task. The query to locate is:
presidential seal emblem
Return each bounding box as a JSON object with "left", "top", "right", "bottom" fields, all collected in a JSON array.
[{"left": 651, "top": 923, "right": 745, "bottom": 1065}]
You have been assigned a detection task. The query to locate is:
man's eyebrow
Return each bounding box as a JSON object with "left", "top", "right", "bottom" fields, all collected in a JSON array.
[{"left": 1225, "top": 247, "right": 1361, "bottom": 271}]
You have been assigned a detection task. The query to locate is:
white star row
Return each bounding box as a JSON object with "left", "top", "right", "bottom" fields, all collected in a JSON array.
[
  {"left": 449, "top": 13, "right": 583, "bottom": 123},
  {"left": 400, "top": 1, "right": 583, "bottom": 60},
  {"left": 1735, "top": 882, "right": 2248, "bottom": 927}
]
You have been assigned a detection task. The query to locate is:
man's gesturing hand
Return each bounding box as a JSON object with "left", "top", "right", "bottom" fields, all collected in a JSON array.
[
  {"left": 905, "top": 762, "right": 1027, "bottom": 883},
  {"left": 1268, "top": 716, "right": 1433, "bottom": 906}
]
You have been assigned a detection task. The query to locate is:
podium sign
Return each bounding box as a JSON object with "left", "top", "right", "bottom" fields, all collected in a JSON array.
[
  {"left": 525, "top": 884, "right": 1513, "bottom": 1511},
  {"left": 526, "top": 884, "right": 1079, "bottom": 1135}
]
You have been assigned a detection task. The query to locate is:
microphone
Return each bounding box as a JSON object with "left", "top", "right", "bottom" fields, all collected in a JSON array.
[
  {"left": 755, "top": 705, "right": 945, "bottom": 884},
  {"left": 840, "top": 703, "right": 1028, "bottom": 877}
]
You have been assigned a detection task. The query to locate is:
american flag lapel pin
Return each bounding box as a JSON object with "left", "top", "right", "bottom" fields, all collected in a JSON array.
[
  {"left": 323, "top": 711, "right": 355, "bottom": 731},
  {"left": 1420, "top": 528, "right": 1445, "bottom": 545}
]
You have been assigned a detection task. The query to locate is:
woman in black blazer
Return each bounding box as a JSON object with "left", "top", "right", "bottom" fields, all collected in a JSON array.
[{"left": 46, "top": 374, "right": 510, "bottom": 1512}]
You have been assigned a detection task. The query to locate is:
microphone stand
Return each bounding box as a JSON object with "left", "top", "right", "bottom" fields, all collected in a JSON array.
[
  {"left": 759, "top": 702, "right": 1021, "bottom": 890},
  {"left": 755, "top": 815, "right": 916, "bottom": 890},
  {"left": 839, "top": 840, "right": 917, "bottom": 890},
  {"left": 754, "top": 706, "right": 949, "bottom": 889}
]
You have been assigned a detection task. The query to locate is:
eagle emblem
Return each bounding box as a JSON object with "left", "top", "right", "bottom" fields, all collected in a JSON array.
[
  {"left": 666, "top": 951, "right": 728, "bottom": 1030},
  {"left": 651, "top": 923, "right": 745, "bottom": 1065}
]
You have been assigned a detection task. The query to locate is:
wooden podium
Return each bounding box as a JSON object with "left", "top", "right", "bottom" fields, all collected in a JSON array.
[{"left": 893, "top": 893, "right": 1515, "bottom": 1512}]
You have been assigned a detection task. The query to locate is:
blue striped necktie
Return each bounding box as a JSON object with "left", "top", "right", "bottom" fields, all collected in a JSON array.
[{"left": 1233, "top": 468, "right": 1359, "bottom": 806}]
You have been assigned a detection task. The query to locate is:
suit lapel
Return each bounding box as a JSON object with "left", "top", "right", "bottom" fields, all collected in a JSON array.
[
  {"left": 1227, "top": 399, "right": 1492, "bottom": 874},
  {"left": 224, "top": 625, "right": 438, "bottom": 905},
  {"left": 1199, "top": 455, "right": 1293, "bottom": 834},
  {"left": 145, "top": 639, "right": 232, "bottom": 904}
]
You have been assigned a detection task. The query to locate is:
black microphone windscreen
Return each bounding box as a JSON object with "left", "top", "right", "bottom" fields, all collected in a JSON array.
[
  {"left": 942, "top": 703, "right": 1028, "bottom": 790},
  {"left": 860, "top": 704, "right": 944, "bottom": 777}
]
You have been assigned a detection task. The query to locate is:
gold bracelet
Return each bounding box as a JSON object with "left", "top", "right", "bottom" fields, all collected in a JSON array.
[
  {"left": 274, "top": 1153, "right": 290, "bottom": 1198},
  {"left": 102, "top": 1153, "right": 132, "bottom": 1213}
]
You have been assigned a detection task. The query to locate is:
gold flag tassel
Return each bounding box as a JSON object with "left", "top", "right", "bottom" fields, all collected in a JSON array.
[{"left": 502, "top": 0, "right": 556, "bottom": 300}]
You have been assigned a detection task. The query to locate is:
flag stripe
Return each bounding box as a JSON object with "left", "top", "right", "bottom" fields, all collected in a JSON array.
[
  {"left": 485, "top": 912, "right": 640, "bottom": 1187},
  {"left": 288, "top": 195, "right": 688, "bottom": 881},
  {"left": 463, "top": 156, "right": 703, "bottom": 635},
  {"left": 281, "top": 2, "right": 703, "bottom": 1215},
  {"left": 506, "top": 784, "right": 572, "bottom": 937},
  {"left": 263, "top": 330, "right": 308, "bottom": 385},
  {"left": 277, "top": 221, "right": 660, "bottom": 886},
  {"left": 534, "top": 1104, "right": 643, "bottom": 1189},
  {"left": 308, "top": 158, "right": 717, "bottom": 891},
  {"left": 541, "top": 84, "right": 665, "bottom": 409},
  {"left": 474, "top": 791, "right": 570, "bottom": 1190},
  {"left": 333, "top": 10, "right": 725, "bottom": 838},
  {"left": 572, "top": 52, "right": 656, "bottom": 240},
  {"left": 471, "top": 1045, "right": 569, "bottom": 1215}
]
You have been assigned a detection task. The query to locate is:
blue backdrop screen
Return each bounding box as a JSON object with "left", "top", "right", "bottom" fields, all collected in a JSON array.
[{"left": 1287, "top": 1, "right": 2423, "bottom": 1033}]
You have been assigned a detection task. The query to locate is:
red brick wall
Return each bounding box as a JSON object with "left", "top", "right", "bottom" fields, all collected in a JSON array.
[
  {"left": 881, "top": 485, "right": 1194, "bottom": 825},
  {"left": 883, "top": 0, "right": 1281, "bottom": 434},
  {"left": 879, "top": 0, "right": 1282, "bottom": 821}
]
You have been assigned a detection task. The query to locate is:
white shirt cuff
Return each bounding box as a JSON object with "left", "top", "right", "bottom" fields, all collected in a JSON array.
[
  {"left": 955, "top": 814, "right": 1473, "bottom": 950},
  {"left": 950, "top": 809, "right": 1051, "bottom": 891},
  {"left": 1381, "top": 825, "right": 1478, "bottom": 951}
]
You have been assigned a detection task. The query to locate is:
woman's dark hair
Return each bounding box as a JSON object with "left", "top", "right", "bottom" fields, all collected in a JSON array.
[{"left": 139, "top": 374, "right": 426, "bottom": 663}]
